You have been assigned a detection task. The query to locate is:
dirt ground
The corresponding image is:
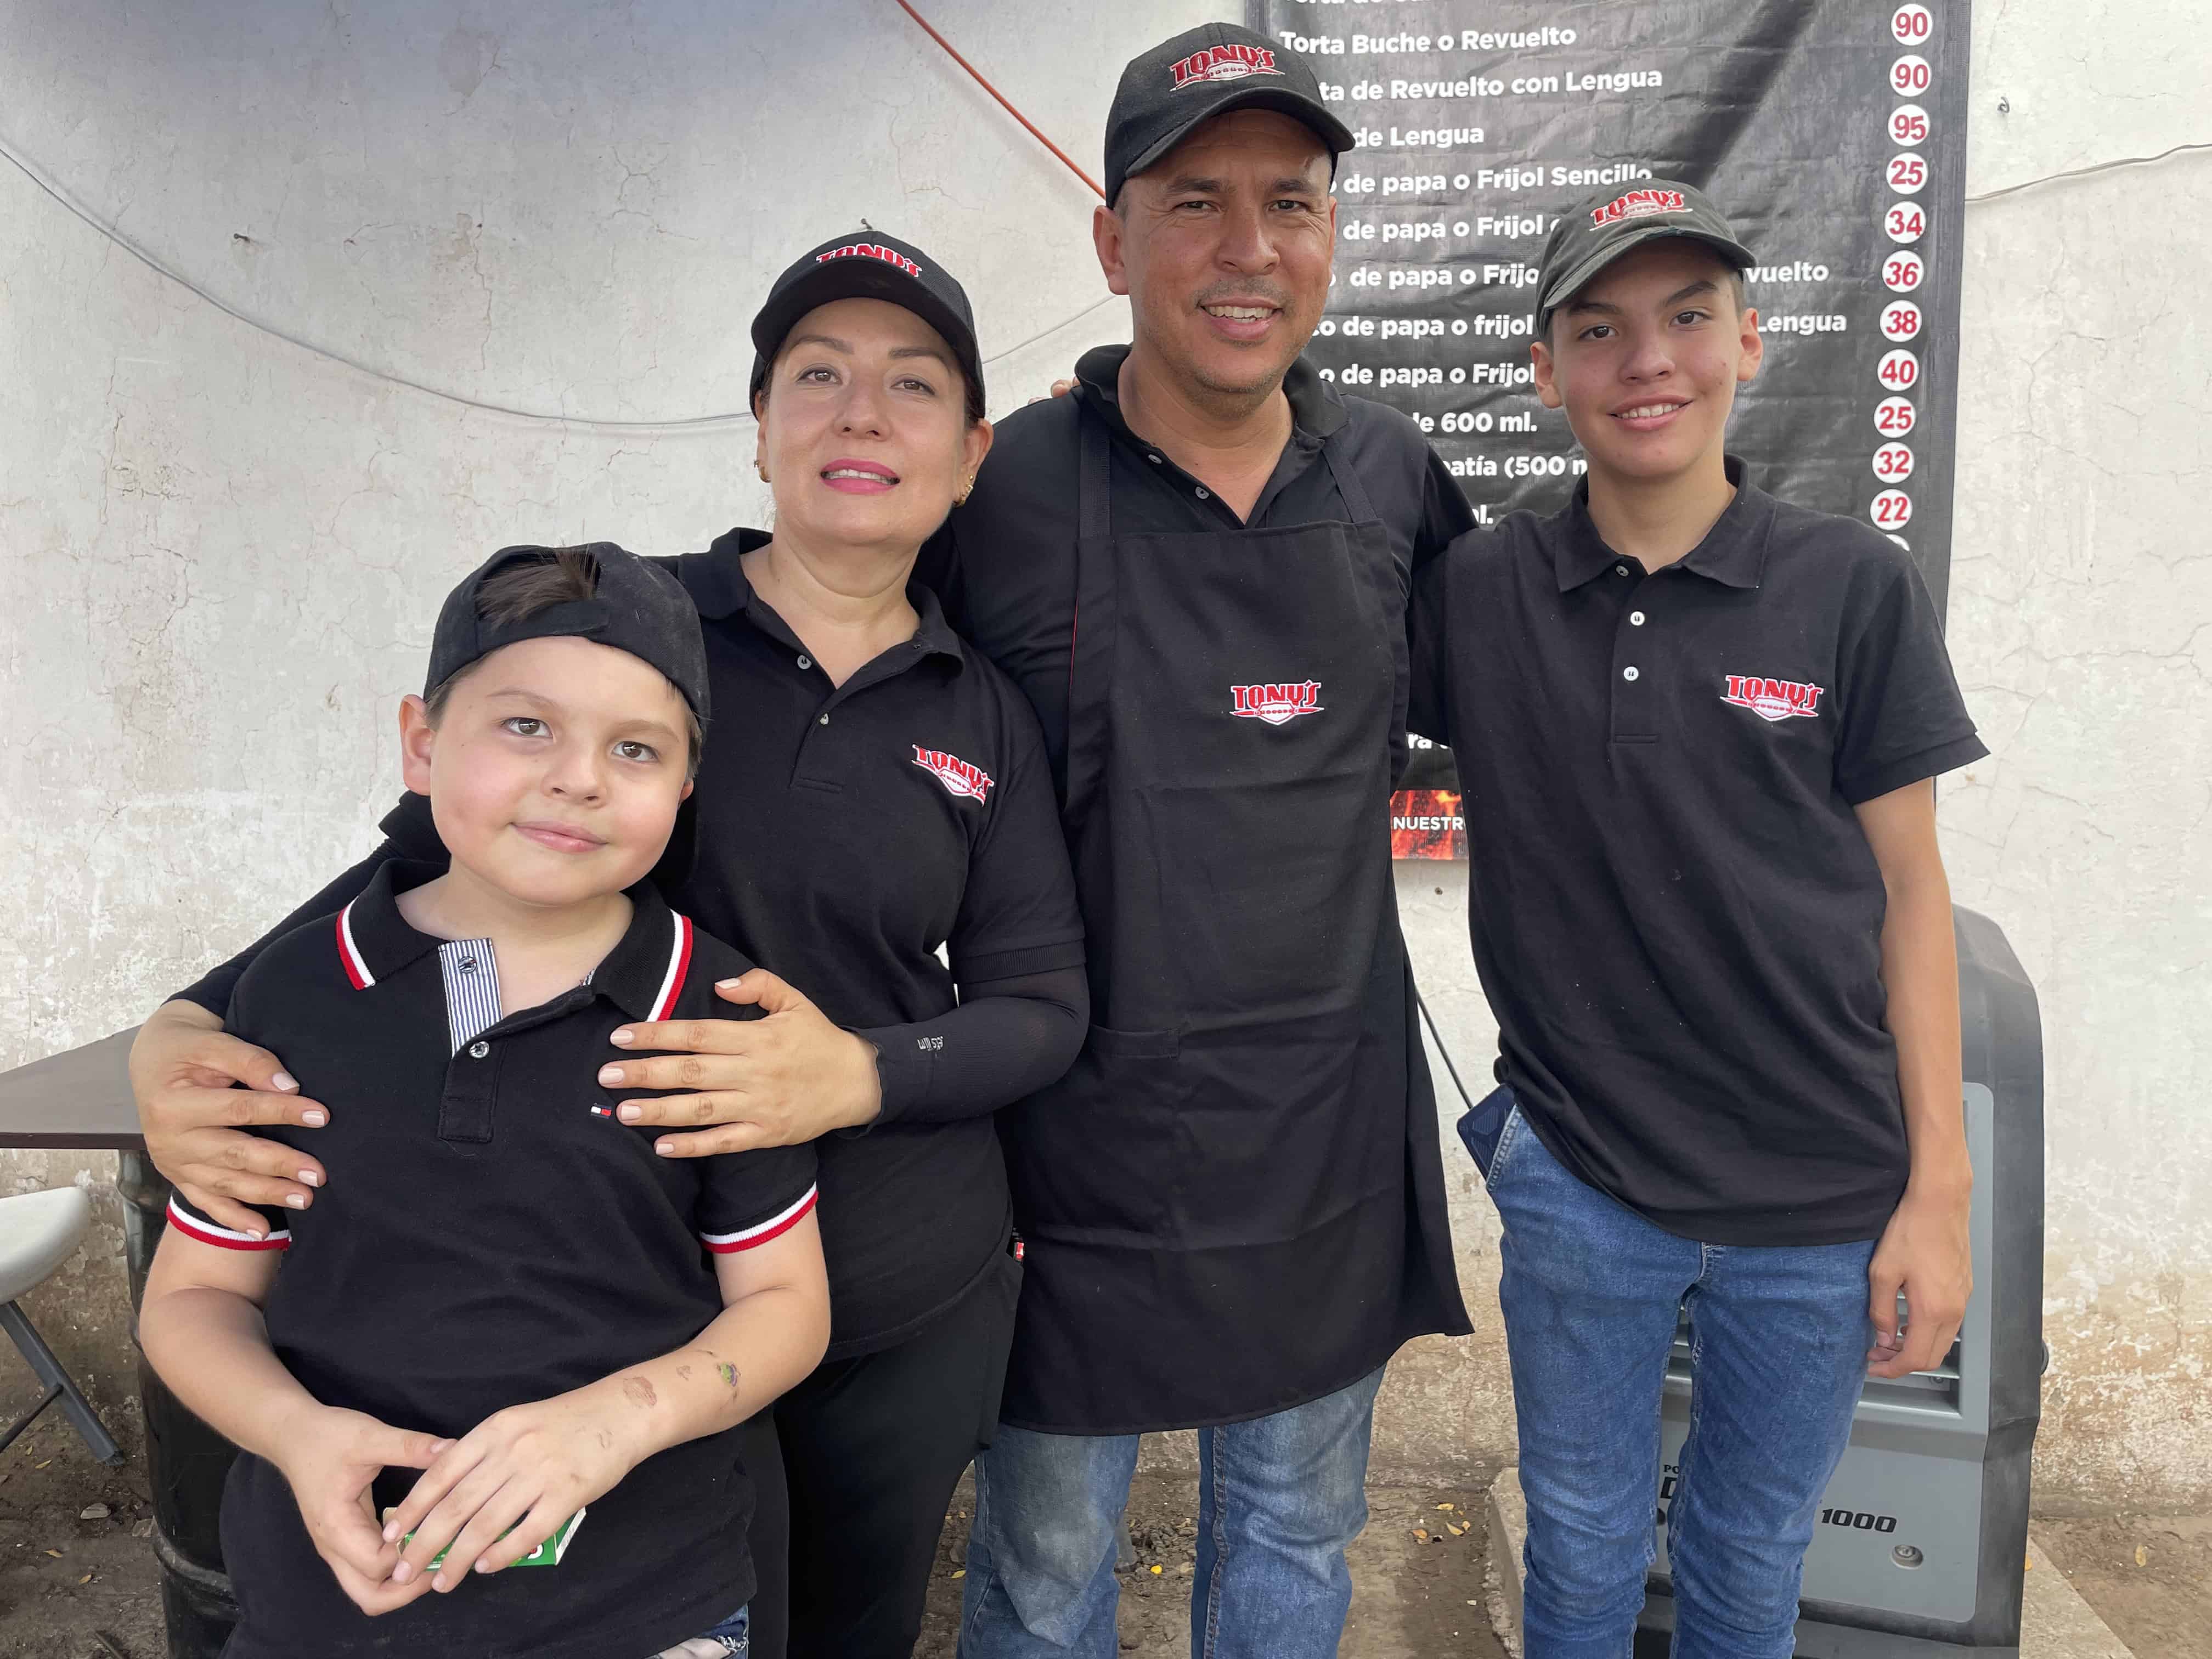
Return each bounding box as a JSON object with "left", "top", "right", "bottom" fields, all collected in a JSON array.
[
  {"left": 0, "top": 1417, "right": 2202, "bottom": 1659},
  {"left": 2033, "top": 1512, "right": 2212, "bottom": 1659},
  {"left": 913, "top": 1470, "right": 1508, "bottom": 1658}
]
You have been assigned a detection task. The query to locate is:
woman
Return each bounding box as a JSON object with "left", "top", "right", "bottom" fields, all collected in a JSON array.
[{"left": 130, "top": 230, "right": 1085, "bottom": 1659}]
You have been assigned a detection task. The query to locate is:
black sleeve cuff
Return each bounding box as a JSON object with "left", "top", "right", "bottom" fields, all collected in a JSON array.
[
  {"left": 1840, "top": 732, "right": 1990, "bottom": 805},
  {"left": 850, "top": 1026, "right": 931, "bottom": 1131}
]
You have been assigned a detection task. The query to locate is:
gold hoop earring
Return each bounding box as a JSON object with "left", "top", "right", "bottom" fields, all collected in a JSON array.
[
  {"left": 956, "top": 475, "right": 975, "bottom": 506},
  {"left": 755, "top": 462, "right": 770, "bottom": 483}
]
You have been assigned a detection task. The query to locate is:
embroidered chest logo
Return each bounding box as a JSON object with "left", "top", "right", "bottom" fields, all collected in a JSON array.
[
  {"left": 1230, "top": 681, "right": 1325, "bottom": 725},
  {"left": 912, "top": 746, "right": 994, "bottom": 802},
  {"left": 1721, "top": 674, "right": 1825, "bottom": 723}
]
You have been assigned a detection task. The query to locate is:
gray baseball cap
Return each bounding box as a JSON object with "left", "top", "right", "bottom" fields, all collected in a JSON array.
[{"left": 1536, "top": 179, "right": 1755, "bottom": 330}]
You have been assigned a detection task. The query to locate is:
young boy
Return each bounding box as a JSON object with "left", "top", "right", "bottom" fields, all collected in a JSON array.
[
  {"left": 139, "top": 544, "right": 830, "bottom": 1659},
  {"left": 1412, "top": 183, "right": 1985, "bottom": 1658}
]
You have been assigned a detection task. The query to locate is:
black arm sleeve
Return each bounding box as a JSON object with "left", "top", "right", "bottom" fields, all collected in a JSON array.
[
  {"left": 855, "top": 963, "right": 1088, "bottom": 1127},
  {"left": 170, "top": 794, "right": 445, "bottom": 1017}
]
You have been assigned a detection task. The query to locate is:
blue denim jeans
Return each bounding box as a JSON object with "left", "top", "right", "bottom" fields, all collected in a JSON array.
[
  {"left": 957, "top": 1368, "right": 1385, "bottom": 1659},
  {"left": 656, "top": 1603, "right": 747, "bottom": 1656},
  {"left": 1464, "top": 1089, "right": 1875, "bottom": 1659}
]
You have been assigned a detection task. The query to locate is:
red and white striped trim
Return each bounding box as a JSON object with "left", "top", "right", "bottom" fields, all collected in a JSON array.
[
  {"left": 701, "top": 1184, "right": 817, "bottom": 1254},
  {"left": 335, "top": 901, "right": 375, "bottom": 990},
  {"left": 166, "top": 1195, "right": 290, "bottom": 1252},
  {"left": 649, "top": 913, "right": 695, "bottom": 1021}
]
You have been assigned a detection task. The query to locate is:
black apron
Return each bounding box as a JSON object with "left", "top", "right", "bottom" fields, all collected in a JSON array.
[{"left": 997, "top": 404, "right": 1468, "bottom": 1435}]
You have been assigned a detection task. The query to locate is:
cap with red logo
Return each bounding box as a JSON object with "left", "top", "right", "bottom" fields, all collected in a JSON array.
[
  {"left": 749, "top": 229, "right": 984, "bottom": 414},
  {"left": 1535, "top": 179, "right": 1756, "bottom": 331},
  {"left": 1104, "top": 22, "right": 1355, "bottom": 206}
]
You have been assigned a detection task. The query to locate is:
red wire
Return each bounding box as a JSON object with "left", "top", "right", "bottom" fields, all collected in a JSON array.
[{"left": 891, "top": 0, "right": 1106, "bottom": 200}]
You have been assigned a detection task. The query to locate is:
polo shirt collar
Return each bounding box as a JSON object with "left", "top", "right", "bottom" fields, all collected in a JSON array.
[
  {"left": 334, "top": 860, "right": 699, "bottom": 1023},
  {"left": 679, "top": 529, "right": 967, "bottom": 667},
  {"left": 1074, "top": 343, "right": 1349, "bottom": 440},
  {"left": 1554, "top": 455, "right": 1773, "bottom": 593}
]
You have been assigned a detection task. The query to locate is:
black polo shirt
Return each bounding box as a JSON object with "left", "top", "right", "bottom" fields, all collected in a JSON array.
[
  {"left": 654, "top": 540, "right": 1084, "bottom": 1353},
  {"left": 920, "top": 342, "right": 1477, "bottom": 792},
  {"left": 1409, "top": 459, "right": 1987, "bottom": 1245},
  {"left": 168, "top": 864, "right": 817, "bottom": 1659}
]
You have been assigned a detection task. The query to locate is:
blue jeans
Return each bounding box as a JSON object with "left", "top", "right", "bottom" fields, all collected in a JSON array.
[
  {"left": 662, "top": 1604, "right": 748, "bottom": 1656},
  {"left": 1465, "top": 1090, "right": 1875, "bottom": 1659},
  {"left": 957, "top": 1368, "right": 1385, "bottom": 1659}
]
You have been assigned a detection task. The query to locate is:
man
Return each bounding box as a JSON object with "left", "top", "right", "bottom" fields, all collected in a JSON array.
[{"left": 932, "top": 24, "right": 1474, "bottom": 1658}]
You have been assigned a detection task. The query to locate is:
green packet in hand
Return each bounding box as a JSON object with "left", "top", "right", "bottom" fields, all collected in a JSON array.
[{"left": 382, "top": 1506, "right": 586, "bottom": 1570}]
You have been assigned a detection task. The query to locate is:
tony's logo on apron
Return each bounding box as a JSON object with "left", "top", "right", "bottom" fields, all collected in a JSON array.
[
  {"left": 1228, "top": 681, "right": 1324, "bottom": 725},
  {"left": 912, "top": 744, "right": 995, "bottom": 801}
]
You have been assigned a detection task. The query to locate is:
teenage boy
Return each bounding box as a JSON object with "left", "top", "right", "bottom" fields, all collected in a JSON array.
[
  {"left": 1410, "top": 183, "right": 1985, "bottom": 1658},
  {"left": 138, "top": 545, "right": 830, "bottom": 1659}
]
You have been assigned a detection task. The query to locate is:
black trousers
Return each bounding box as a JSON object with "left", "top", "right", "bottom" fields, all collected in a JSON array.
[{"left": 738, "top": 1247, "right": 1022, "bottom": 1659}]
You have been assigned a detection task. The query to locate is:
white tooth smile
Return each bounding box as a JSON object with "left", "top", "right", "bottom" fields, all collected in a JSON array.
[
  {"left": 1204, "top": 306, "right": 1273, "bottom": 321},
  {"left": 824, "top": 469, "right": 893, "bottom": 482},
  {"left": 1616, "top": 404, "right": 1686, "bottom": 420}
]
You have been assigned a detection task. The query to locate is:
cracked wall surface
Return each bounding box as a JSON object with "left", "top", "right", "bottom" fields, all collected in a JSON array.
[{"left": 2, "top": 0, "right": 2205, "bottom": 1513}]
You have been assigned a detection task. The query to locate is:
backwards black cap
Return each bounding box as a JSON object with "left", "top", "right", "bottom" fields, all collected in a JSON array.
[
  {"left": 1104, "top": 22, "right": 1355, "bottom": 205},
  {"left": 1536, "top": 179, "right": 1756, "bottom": 330},
  {"left": 426, "top": 543, "right": 710, "bottom": 724},
  {"left": 749, "top": 229, "right": 984, "bottom": 414}
]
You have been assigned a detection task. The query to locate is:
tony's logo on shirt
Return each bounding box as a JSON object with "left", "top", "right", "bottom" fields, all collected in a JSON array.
[
  {"left": 1230, "top": 681, "right": 1324, "bottom": 725},
  {"left": 1170, "top": 43, "right": 1280, "bottom": 88},
  {"left": 912, "top": 746, "right": 994, "bottom": 802},
  {"left": 1721, "top": 674, "right": 1825, "bottom": 723},
  {"left": 1590, "top": 188, "right": 1688, "bottom": 227}
]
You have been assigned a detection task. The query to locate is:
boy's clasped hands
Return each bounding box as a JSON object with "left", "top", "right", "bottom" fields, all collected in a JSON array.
[{"left": 275, "top": 1372, "right": 663, "bottom": 1614}]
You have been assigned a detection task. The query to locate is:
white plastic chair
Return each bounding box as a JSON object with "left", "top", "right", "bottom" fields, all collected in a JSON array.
[{"left": 0, "top": 1186, "right": 123, "bottom": 1464}]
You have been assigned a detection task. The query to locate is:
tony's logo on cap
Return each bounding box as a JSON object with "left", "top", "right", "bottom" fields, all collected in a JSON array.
[
  {"left": 913, "top": 746, "right": 994, "bottom": 802},
  {"left": 1721, "top": 674, "right": 1824, "bottom": 723},
  {"left": 817, "top": 242, "right": 924, "bottom": 279},
  {"left": 1230, "top": 681, "right": 1324, "bottom": 725},
  {"left": 1170, "top": 43, "right": 1281, "bottom": 89},
  {"left": 1590, "top": 188, "right": 1688, "bottom": 228}
]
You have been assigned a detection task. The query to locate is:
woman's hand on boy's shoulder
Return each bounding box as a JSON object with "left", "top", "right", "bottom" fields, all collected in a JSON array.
[
  {"left": 268, "top": 1404, "right": 451, "bottom": 1616},
  {"left": 599, "top": 968, "right": 883, "bottom": 1154},
  {"left": 132, "top": 1001, "right": 331, "bottom": 1232}
]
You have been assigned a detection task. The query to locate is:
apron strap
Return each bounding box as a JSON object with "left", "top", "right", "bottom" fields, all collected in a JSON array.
[
  {"left": 1079, "top": 406, "right": 1114, "bottom": 539},
  {"left": 1318, "top": 425, "right": 1380, "bottom": 525},
  {"left": 1063, "top": 409, "right": 1119, "bottom": 834}
]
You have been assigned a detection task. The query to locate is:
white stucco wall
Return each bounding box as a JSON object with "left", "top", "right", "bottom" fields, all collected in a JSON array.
[{"left": 1, "top": 0, "right": 2204, "bottom": 1513}]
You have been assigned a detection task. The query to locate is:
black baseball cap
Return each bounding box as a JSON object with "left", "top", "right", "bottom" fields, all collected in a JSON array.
[
  {"left": 1104, "top": 22, "right": 1355, "bottom": 205},
  {"left": 427, "top": 543, "right": 710, "bottom": 724},
  {"left": 1536, "top": 179, "right": 1756, "bottom": 330},
  {"left": 749, "top": 230, "right": 984, "bottom": 413}
]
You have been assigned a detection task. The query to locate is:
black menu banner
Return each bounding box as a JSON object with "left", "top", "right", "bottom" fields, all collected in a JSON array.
[{"left": 1245, "top": 0, "right": 1972, "bottom": 854}]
